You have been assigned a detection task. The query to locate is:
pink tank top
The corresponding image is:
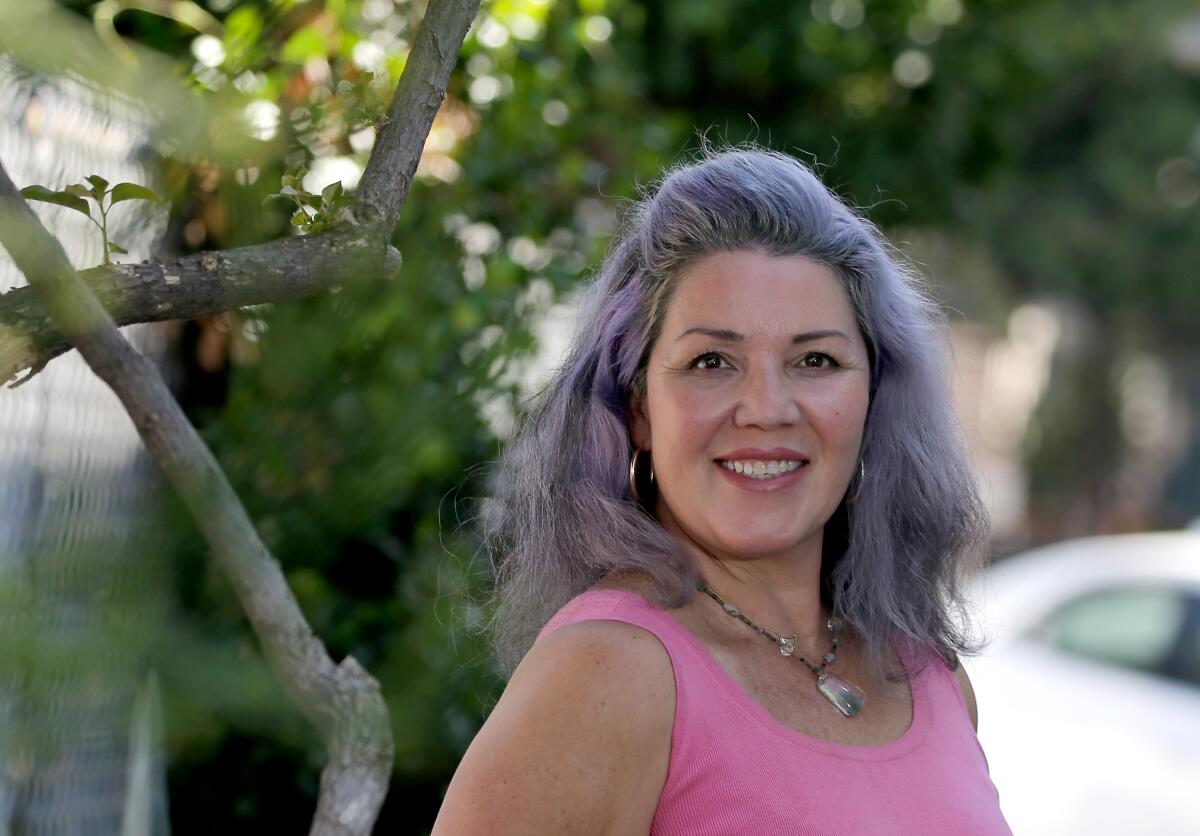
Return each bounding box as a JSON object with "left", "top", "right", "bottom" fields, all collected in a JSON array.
[{"left": 536, "top": 589, "right": 1012, "bottom": 836}]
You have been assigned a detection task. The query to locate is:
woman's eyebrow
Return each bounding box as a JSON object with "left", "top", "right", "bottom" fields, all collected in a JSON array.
[{"left": 674, "top": 327, "right": 850, "bottom": 344}]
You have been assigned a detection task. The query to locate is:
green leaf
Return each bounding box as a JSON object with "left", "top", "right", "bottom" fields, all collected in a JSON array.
[
  {"left": 85, "top": 175, "right": 109, "bottom": 197},
  {"left": 108, "top": 241, "right": 128, "bottom": 254},
  {"left": 264, "top": 190, "right": 319, "bottom": 211},
  {"left": 321, "top": 181, "right": 343, "bottom": 203},
  {"left": 291, "top": 209, "right": 311, "bottom": 228},
  {"left": 224, "top": 6, "right": 263, "bottom": 45},
  {"left": 64, "top": 184, "right": 93, "bottom": 200},
  {"left": 19, "top": 185, "right": 92, "bottom": 219},
  {"left": 109, "top": 182, "right": 160, "bottom": 205},
  {"left": 280, "top": 25, "right": 327, "bottom": 64}
]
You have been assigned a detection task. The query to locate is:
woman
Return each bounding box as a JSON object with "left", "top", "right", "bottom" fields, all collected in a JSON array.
[{"left": 433, "top": 146, "right": 1012, "bottom": 834}]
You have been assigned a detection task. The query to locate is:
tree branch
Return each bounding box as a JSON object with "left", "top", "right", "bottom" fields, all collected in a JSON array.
[
  {"left": 0, "top": 0, "right": 486, "bottom": 827},
  {"left": 0, "top": 158, "right": 395, "bottom": 835},
  {"left": 3, "top": 0, "right": 480, "bottom": 387},
  {"left": 1, "top": 232, "right": 401, "bottom": 387},
  {"left": 357, "top": 0, "right": 484, "bottom": 229}
]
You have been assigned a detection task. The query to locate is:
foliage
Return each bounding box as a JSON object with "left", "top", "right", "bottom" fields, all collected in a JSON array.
[
  {"left": 20, "top": 176, "right": 161, "bottom": 264},
  {"left": 261, "top": 169, "right": 355, "bottom": 232}
]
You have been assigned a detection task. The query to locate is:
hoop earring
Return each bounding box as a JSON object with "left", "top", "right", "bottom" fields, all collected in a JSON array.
[
  {"left": 846, "top": 459, "right": 866, "bottom": 504},
  {"left": 629, "top": 447, "right": 656, "bottom": 504}
]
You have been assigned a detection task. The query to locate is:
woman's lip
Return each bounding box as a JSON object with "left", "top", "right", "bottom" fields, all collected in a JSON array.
[
  {"left": 716, "top": 447, "right": 808, "bottom": 461},
  {"left": 714, "top": 460, "right": 808, "bottom": 492}
]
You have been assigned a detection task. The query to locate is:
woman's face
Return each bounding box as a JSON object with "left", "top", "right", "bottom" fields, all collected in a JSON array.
[{"left": 630, "top": 249, "right": 872, "bottom": 565}]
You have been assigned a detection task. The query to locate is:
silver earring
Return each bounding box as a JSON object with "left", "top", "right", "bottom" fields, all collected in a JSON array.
[
  {"left": 629, "top": 448, "right": 656, "bottom": 503},
  {"left": 846, "top": 459, "right": 866, "bottom": 504}
]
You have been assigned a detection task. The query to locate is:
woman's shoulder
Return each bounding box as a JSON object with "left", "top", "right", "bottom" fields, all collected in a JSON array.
[
  {"left": 540, "top": 571, "right": 712, "bottom": 650},
  {"left": 531, "top": 572, "right": 681, "bottom": 726},
  {"left": 430, "top": 597, "right": 674, "bottom": 834},
  {"left": 528, "top": 573, "right": 681, "bottom": 751},
  {"left": 527, "top": 613, "right": 676, "bottom": 713},
  {"left": 538, "top": 571, "right": 673, "bottom": 630},
  {"left": 537, "top": 572, "right": 684, "bottom": 672}
]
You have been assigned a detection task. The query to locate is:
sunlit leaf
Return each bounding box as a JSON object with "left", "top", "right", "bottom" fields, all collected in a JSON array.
[
  {"left": 223, "top": 5, "right": 263, "bottom": 47},
  {"left": 280, "top": 25, "right": 327, "bottom": 64},
  {"left": 19, "top": 185, "right": 92, "bottom": 219},
  {"left": 85, "top": 174, "right": 109, "bottom": 197},
  {"left": 321, "top": 181, "right": 343, "bottom": 203},
  {"left": 109, "top": 182, "right": 160, "bottom": 205}
]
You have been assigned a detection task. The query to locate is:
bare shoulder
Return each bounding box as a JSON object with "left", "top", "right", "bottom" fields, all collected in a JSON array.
[
  {"left": 950, "top": 655, "right": 979, "bottom": 732},
  {"left": 432, "top": 618, "right": 675, "bottom": 836}
]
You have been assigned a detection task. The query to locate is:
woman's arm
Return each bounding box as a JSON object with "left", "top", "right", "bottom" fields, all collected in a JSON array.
[{"left": 431, "top": 620, "right": 675, "bottom": 836}]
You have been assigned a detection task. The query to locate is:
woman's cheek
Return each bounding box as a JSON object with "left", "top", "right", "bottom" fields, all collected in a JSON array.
[{"left": 673, "top": 390, "right": 729, "bottom": 432}]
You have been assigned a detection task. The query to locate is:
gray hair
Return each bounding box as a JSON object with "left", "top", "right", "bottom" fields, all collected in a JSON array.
[{"left": 479, "top": 143, "right": 989, "bottom": 679}]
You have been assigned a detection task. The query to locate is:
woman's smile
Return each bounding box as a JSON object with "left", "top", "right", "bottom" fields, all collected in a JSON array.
[
  {"left": 712, "top": 445, "right": 812, "bottom": 491},
  {"left": 714, "top": 458, "right": 810, "bottom": 492}
]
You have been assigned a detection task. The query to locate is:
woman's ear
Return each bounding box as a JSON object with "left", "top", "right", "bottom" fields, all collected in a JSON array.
[{"left": 628, "top": 393, "right": 651, "bottom": 450}]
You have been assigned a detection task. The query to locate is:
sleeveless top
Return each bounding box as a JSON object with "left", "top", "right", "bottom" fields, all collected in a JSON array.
[{"left": 536, "top": 589, "right": 1012, "bottom": 836}]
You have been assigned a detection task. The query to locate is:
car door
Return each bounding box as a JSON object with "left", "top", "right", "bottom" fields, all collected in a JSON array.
[{"left": 972, "top": 583, "right": 1200, "bottom": 836}]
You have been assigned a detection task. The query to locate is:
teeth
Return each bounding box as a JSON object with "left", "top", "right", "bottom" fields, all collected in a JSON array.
[{"left": 720, "top": 460, "right": 804, "bottom": 479}]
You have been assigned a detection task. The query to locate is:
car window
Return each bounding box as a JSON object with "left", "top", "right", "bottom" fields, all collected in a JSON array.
[
  {"left": 1163, "top": 594, "right": 1200, "bottom": 687},
  {"left": 1032, "top": 586, "right": 1190, "bottom": 680}
]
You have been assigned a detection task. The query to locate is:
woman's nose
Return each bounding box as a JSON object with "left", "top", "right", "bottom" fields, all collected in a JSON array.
[{"left": 733, "top": 365, "right": 801, "bottom": 429}]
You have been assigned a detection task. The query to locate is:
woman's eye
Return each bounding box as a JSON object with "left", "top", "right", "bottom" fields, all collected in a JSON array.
[
  {"left": 800, "top": 352, "right": 838, "bottom": 369},
  {"left": 689, "top": 352, "right": 730, "bottom": 371}
]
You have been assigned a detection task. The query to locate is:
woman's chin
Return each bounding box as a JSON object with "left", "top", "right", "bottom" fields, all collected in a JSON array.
[{"left": 709, "top": 533, "right": 806, "bottom": 561}]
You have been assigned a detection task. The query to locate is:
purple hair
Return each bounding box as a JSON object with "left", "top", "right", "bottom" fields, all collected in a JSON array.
[{"left": 479, "top": 144, "right": 989, "bottom": 678}]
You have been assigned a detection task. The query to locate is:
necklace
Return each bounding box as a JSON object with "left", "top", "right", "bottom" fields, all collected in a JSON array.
[{"left": 698, "top": 582, "right": 867, "bottom": 718}]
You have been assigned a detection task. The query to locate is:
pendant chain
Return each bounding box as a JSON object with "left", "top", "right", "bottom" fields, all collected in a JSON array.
[
  {"left": 697, "top": 581, "right": 868, "bottom": 717},
  {"left": 697, "top": 582, "right": 841, "bottom": 675}
]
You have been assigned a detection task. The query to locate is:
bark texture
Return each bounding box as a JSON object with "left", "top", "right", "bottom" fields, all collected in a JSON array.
[{"left": 1, "top": 231, "right": 401, "bottom": 386}]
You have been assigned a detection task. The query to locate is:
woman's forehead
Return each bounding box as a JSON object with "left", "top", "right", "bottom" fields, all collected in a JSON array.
[{"left": 664, "top": 251, "right": 858, "bottom": 337}]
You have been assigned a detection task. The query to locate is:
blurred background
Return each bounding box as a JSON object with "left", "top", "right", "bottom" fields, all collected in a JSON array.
[{"left": 0, "top": 0, "right": 1197, "bottom": 833}]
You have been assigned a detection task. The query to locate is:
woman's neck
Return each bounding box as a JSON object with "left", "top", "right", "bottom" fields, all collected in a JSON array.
[{"left": 694, "top": 555, "right": 832, "bottom": 649}]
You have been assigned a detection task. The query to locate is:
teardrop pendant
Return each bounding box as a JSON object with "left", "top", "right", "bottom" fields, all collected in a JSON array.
[{"left": 816, "top": 673, "right": 866, "bottom": 717}]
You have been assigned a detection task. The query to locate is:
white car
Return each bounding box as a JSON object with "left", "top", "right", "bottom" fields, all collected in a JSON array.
[{"left": 964, "top": 530, "right": 1200, "bottom": 836}]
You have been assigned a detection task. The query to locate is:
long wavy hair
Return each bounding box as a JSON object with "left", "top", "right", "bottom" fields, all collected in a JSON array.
[{"left": 479, "top": 144, "right": 990, "bottom": 678}]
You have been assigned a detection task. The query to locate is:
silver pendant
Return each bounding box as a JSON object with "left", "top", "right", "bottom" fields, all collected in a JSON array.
[{"left": 817, "top": 673, "right": 866, "bottom": 717}]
